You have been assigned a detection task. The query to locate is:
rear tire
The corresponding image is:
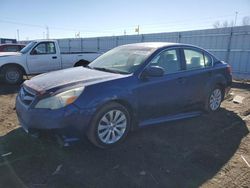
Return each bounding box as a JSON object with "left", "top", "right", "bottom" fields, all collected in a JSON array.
[
  {"left": 1, "top": 65, "right": 24, "bottom": 85},
  {"left": 87, "top": 102, "right": 131, "bottom": 148},
  {"left": 205, "top": 85, "right": 224, "bottom": 113}
]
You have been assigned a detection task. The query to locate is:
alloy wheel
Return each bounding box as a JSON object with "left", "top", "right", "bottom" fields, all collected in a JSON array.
[
  {"left": 209, "top": 88, "right": 222, "bottom": 111},
  {"left": 97, "top": 110, "right": 127, "bottom": 144}
]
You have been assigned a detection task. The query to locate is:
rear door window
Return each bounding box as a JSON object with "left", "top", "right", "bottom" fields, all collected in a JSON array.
[
  {"left": 184, "top": 49, "right": 213, "bottom": 70},
  {"left": 184, "top": 49, "right": 205, "bottom": 70}
]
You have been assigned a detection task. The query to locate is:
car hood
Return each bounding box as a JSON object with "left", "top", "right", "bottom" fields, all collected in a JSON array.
[
  {"left": 24, "top": 67, "right": 125, "bottom": 94},
  {"left": 0, "top": 52, "right": 22, "bottom": 57}
]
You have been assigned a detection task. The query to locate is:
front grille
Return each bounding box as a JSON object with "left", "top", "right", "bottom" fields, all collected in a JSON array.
[{"left": 19, "top": 87, "right": 36, "bottom": 106}]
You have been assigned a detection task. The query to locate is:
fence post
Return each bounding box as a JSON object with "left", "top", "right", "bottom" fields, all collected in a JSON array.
[
  {"left": 141, "top": 34, "right": 144, "bottom": 42},
  {"left": 226, "top": 27, "right": 233, "bottom": 62},
  {"left": 97, "top": 37, "right": 100, "bottom": 52},
  {"left": 68, "top": 39, "right": 71, "bottom": 52},
  {"left": 80, "top": 38, "right": 83, "bottom": 52},
  {"left": 178, "top": 32, "right": 181, "bottom": 43},
  {"left": 116, "top": 36, "right": 119, "bottom": 47}
]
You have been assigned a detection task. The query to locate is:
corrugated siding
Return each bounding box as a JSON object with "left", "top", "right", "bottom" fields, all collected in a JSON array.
[{"left": 20, "top": 26, "right": 250, "bottom": 80}]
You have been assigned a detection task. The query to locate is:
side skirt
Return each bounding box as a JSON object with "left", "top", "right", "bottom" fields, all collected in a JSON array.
[{"left": 139, "top": 111, "right": 203, "bottom": 127}]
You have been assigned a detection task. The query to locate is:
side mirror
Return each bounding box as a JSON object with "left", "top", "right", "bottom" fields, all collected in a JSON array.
[
  {"left": 142, "top": 66, "right": 164, "bottom": 78},
  {"left": 31, "top": 49, "right": 37, "bottom": 55}
]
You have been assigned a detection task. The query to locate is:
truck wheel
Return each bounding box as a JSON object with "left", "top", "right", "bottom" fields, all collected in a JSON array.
[
  {"left": 205, "top": 85, "right": 224, "bottom": 113},
  {"left": 87, "top": 102, "right": 131, "bottom": 148},
  {"left": 1, "top": 65, "right": 24, "bottom": 85}
]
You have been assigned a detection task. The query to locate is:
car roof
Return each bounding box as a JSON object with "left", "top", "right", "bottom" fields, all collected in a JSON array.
[
  {"left": 121, "top": 42, "right": 201, "bottom": 49},
  {"left": 122, "top": 42, "right": 178, "bottom": 48},
  {"left": 120, "top": 42, "right": 216, "bottom": 59},
  {"left": 32, "top": 39, "right": 57, "bottom": 43}
]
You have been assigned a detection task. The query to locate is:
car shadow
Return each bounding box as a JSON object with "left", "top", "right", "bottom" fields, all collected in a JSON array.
[
  {"left": 232, "top": 81, "right": 250, "bottom": 91},
  {"left": 0, "top": 108, "right": 249, "bottom": 188},
  {"left": 0, "top": 83, "right": 20, "bottom": 95},
  {"left": 0, "top": 76, "right": 34, "bottom": 95}
]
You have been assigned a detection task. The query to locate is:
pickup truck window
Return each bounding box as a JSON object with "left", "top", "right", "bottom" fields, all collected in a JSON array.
[
  {"left": 31, "top": 42, "right": 56, "bottom": 55},
  {"left": 20, "top": 42, "right": 37, "bottom": 54}
]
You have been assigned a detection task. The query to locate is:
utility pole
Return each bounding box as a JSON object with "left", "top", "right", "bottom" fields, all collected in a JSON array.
[
  {"left": 17, "top": 29, "right": 20, "bottom": 41},
  {"left": 75, "top": 32, "right": 80, "bottom": 38},
  {"left": 135, "top": 25, "right": 140, "bottom": 35},
  {"left": 234, "top": 11, "right": 238, "bottom": 27},
  {"left": 46, "top": 26, "right": 49, "bottom": 39},
  {"left": 124, "top": 30, "right": 126, "bottom": 36}
]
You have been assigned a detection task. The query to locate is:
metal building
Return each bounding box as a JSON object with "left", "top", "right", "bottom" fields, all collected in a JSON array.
[{"left": 0, "top": 38, "right": 17, "bottom": 44}]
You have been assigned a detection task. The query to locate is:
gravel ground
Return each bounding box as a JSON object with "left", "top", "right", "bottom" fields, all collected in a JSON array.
[{"left": 0, "top": 81, "right": 249, "bottom": 188}]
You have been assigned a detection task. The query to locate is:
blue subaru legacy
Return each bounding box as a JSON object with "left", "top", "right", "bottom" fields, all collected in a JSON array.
[{"left": 16, "top": 42, "right": 232, "bottom": 148}]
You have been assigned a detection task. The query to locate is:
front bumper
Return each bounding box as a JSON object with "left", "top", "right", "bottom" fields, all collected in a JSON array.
[{"left": 16, "top": 95, "right": 94, "bottom": 135}]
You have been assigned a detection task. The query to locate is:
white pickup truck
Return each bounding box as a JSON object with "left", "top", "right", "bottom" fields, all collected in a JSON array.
[{"left": 0, "top": 40, "right": 101, "bottom": 84}]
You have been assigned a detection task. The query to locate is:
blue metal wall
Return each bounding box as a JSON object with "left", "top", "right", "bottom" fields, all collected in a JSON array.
[{"left": 22, "top": 26, "right": 250, "bottom": 80}]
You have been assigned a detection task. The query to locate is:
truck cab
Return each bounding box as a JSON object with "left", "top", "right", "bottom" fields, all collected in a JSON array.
[
  {"left": 0, "top": 40, "right": 101, "bottom": 84},
  {"left": 24, "top": 40, "right": 61, "bottom": 73}
]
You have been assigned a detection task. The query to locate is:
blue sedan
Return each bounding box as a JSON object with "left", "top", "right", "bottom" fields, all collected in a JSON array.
[{"left": 16, "top": 43, "right": 232, "bottom": 148}]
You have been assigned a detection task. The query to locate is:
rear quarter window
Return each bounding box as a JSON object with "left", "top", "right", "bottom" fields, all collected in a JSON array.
[
  {"left": 4, "top": 45, "right": 19, "bottom": 52},
  {"left": 204, "top": 54, "right": 213, "bottom": 67}
]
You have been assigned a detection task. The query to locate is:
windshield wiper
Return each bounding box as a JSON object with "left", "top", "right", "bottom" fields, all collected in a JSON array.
[
  {"left": 91, "top": 67, "right": 129, "bottom": 74},
  {"left": 85, "top": 65, "right": 93, "bottom": 69}
]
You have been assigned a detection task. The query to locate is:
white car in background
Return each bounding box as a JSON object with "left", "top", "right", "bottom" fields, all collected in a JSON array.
[{"left": 0, "top": 40, "right": 101, "bottom": 84}]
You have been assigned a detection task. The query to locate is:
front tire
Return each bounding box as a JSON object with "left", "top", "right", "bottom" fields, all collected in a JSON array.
[
  {"left": 1, "top": 65, "right": 24, "bottom": 85},
  {"left": 205, "top": 86, "right": 224, "bottom": 112},
  {"left": 87, "top": 102, "right": 131, "bottom": 148}
]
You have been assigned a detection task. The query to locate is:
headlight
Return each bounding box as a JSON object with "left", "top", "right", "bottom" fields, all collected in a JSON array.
[{"left": 35, "top": 87, "right": 84, "bottom": 110}]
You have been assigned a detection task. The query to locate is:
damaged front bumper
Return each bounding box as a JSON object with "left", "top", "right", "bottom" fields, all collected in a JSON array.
[{"left": 15, "top": 95, "right": 94, "bottom": 137}]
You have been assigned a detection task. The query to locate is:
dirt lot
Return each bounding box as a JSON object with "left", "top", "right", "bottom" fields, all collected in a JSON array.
[{"left": 0, "top": 81, "right": 250, "bottom": 188}]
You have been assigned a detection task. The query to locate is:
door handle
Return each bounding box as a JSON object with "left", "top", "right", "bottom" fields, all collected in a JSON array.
[
  {"left": 207, "top": 71, "right": 212, "bottom": 77},
  {"left": 52, "top": 56, "right": 57, "bottom": 59},
  {"left": 177, "top": 77, "right": 186, "bottom": 84}
]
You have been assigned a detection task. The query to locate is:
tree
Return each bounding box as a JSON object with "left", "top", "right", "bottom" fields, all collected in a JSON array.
[
  {"left": 242, "top": 16, "right": 250, "bottom": 26},
  {"left": 222, "top": 21, "right": 229, "bottom": 27},
  {"left": 213, "top": 21, "right": 221, "bottom": 28},
  {"left": 213, "top": 20, "right": 234, "bottom": 28}
]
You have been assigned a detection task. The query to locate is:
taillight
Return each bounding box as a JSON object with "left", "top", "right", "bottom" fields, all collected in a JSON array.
[{"left": 226, "top": 65, "right": 232, "bottom": 75}]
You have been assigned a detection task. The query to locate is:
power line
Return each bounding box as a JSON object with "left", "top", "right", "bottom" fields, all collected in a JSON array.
[
  {"left": 1, "top": 13, "right": 248, "bottom": 32},
  {"left": 0, "top": 12, "right": 249, "bottom": 38}
]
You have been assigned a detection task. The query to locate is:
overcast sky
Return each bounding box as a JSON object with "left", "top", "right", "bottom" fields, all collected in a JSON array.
[{"left": 0, "top": 0, "right": 250, "bottom": 40}]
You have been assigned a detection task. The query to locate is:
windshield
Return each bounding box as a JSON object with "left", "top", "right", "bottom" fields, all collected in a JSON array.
[
  {"left": 20, "top": 41, "right": 37, "bottom": 54},
  {"left": 88, "top": 46, "right": 155, "bottom": 74}
]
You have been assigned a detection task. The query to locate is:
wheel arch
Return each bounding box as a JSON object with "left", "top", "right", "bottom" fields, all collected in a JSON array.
[
  {"left": 0, "top": 63, "right": 27, "bottom": 77},
  {"left": 0, "top": 63, "right": 27, "bottom": 75},
  {"left": 203, "top": 74, "right": 227, "bottom": 109},
  {"left": 74, "top": 59, "right": 90, "bottom": 67},
  {"left": 95, "top": 99, "right": 138, "bottom": 131},
  {"left": 205, "top": 74, "right": 226, "bottom": 95}
]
